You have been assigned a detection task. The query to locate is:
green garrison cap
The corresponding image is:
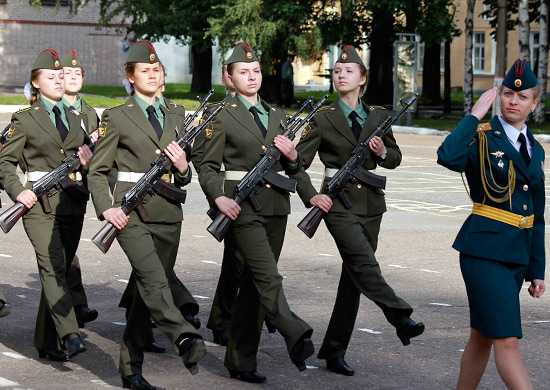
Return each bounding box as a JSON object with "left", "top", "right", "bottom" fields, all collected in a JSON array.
[
  {"left": 60, "top": 49, "right": 82, "bottom": 68},
  {"left": 126, "top": 40, "right": 160, "bottom": 64},
  {"left": 336, "top": 44, "right": 365, "bottom": 68},
  {"left": 225, "top": 42, "right": 259, "bottom": 65},
  {"left": 503, "top": 59, "right": 538, "bottom": 91},
  {"left": 32, "top": 48, "right": 62, "bottom": 71}
]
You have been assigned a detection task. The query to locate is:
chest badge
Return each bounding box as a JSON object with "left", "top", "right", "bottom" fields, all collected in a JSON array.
[
  {"left": 498, "top": 160, "right": 504, "bottom": 169},
  {"left": 491, "top": 151, "right": 505, "bottom": 158}
]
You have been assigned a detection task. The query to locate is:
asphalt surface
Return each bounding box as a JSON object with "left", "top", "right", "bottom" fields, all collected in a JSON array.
[{"left": 0, "top": 130, "right": 549, "bottom": 390}]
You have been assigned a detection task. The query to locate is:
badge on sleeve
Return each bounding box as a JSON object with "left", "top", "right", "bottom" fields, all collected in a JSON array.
[{"left": 204, "top": 127, "right": 214, "bottom": 140}]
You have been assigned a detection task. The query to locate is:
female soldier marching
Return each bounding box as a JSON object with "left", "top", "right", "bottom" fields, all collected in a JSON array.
[
  {"left": 87, "top": 41, "right": 206, "bottom": 389},
  {"left": 198, "top": 42, "right": 314, "bottom": 383},
  {"left": 0, "top": 48, "right": 92, "bottom": 361},
  {"left": 438, "top": 59, "right": 545, "bottom": 390},
  {"left": 294, "top": 45, "right": 424, "bottom": 376}
]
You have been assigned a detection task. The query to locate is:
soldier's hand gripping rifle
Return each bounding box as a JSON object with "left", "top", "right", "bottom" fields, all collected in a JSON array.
[
  {"left": 207, "top": 96, "right": 328, "bottom": 242},
  {"left": 297, "top": 94, "right": 417, "bottom": 239},
  {"left": 92, "top": 92, "right": 223, "bottom": 253},
  {"left": 0, "top": 135, "right": 95, "bottom": 233}
]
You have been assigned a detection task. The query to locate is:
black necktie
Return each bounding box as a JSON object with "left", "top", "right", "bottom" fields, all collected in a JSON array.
[
  {"left": 348, "top": 111, "right": 362, "bottom": 140},
  {"left": 146, "top": 105, "right": 163, "bottom": 139},
  {"left": 518, "top": 133, "right": 531, "bottom": 165},
  {"left": 249, "top": 106, "right": 267, "bottom": 138},
  {"left": 52, "top": 105, "right": 69, "bottom": 141}
]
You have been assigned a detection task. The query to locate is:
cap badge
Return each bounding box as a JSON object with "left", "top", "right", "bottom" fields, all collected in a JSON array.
[
  {"left": 149, "top": 53, "right": 156, "bottom": 63},
  {"left": 341, "top": 53, "right": 348, "bottom": 60},
  {"left": 514, "top": 79, "right": 522, "bottom": 88},
  {"left": 54, "top": 60, "right": 60, "bottom": 68},
  {"left": 245, "top": 52, "right": 253, "bottom": 60},
  {"left": 71, "top": 59, "right": 77, "bottom": 66}
]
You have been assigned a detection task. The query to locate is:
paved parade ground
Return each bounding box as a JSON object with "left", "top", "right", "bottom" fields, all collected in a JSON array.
[{"left": 0, "top": 132, "right": 549, "bottom": 389}]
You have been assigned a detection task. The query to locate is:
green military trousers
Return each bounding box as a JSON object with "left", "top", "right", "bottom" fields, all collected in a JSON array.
[
  {"left": 67, "top": 255, "right": 89, "bottom": 308},
  {"left": 224, "top": 214, "right": 312, "bottom": 372},
  {"left": 206, "top": 237, "right": 241, "bottom": 336},
  {"left": 116, "top": 217, "right": 200, "bottom": 376},
  {"left": 318, "top": 211, "right": 413, "bottom": 360},
  {"left": 22, "top": 210, "right": 82, "bottom": 353}
]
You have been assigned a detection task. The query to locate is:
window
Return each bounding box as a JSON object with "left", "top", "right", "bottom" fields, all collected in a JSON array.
[
  {"left": 36, "top": 0, "right": 72, "bottom": 6},
  {"left": 530, "top": 32, "right": 540, "bottom": 74},
  {"left": 473, "top": 32, "right": 485, "bottom": 72}
]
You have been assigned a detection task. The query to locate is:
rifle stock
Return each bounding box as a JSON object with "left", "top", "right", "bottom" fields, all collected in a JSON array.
[
  {"left": 297, "top": 206, "right": 326, "bottom": 239},
  {"left": 0, "top": 202, "right": 29, "bottom": 233},
  {"left": 91, "top": 222, "right": 118, "bottom": 254}
]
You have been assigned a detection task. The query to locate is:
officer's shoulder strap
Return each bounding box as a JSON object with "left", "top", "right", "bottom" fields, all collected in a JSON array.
[{"left": 476, "top": 122, "right": 492, "bottom": 133}]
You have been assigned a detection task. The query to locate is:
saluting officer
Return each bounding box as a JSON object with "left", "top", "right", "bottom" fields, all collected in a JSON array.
[
  {"left": 197, "top": 42, "right": 314, "bottom": 383},
  {"left": 437, "top": 59, "right": 545, "bottom": 390},
  {"left": 0, "top": 290, "right": 10, "bottom": 318},
  {"left": 60, "top": 49, "right": 99, "bottom": 328},
  {"left": 87, "top": 41, "right": 206, "bottom": 389},
  {"left": 0, "top": 48, "right": 92, "bottom": 361},
  {"left": 294, "top": 45, "right": 424, "bottom": 376}
]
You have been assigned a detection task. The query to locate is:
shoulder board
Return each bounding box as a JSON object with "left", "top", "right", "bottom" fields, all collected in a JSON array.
[
  {"left": 369, "top": 105, "right": 386, "bottom": 110},
  {"left": 318, "top": 106, "right": 336, "bottom": 112},
  {"left": 14, "top": 107, "right": 32, "bottom": 114},
  {"left": 477, "top": 122, "right": 492, "bottom": 133}
]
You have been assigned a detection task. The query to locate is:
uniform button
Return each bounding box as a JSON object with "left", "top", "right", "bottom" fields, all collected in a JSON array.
[
  {"left": 265, "top": 183, "right": 271, "bottom": 188},
  {"left": 60, "top": 148, "right": 64, "bottom": 154},
  {"left": 523, "top": 204, "right": 528, "bottom": 211},
  {"left": 155, "top": 149, "right": 161, "bottom": 155},
  {"left": 356, "top": 184, "right": 362, "bottom": 189},
  {"left": 523, "top": 184, "right": 529, "bottom": 191},
  {"left": 261, "top": 145, "right": 267, "bottom": 151}
]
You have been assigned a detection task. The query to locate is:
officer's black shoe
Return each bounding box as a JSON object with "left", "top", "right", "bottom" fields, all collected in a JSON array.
[
  {"left": 63, "top": 333, "right": 86, "bottom": 357},
  {"left": 212, "top": 329, "right": 228, "bottom": 346},
  {"left": 176, "top": 334, "right": 207, "bottom": 375},
  {"left": 75, "top": 305, "right": 98, "bottom": 328},
  {"left": 183, "top": 313, "right": 201, "bottom": 330},
  {"left": 0, "top": 301, "right": 10, "bottom": 318},
  {"left": 265, "top": 320, "right": 277, "bottom": 334},
  {"left": 143, "top": 342, "right": 166, "bottom": 354},
  {"left": 228, "top": 369, "right": 267, "bottom": 383},
  {"left": 396, "top": 319, "right": 425, "bottom": 346},
  {"left": 38, "top": 349, "right": 69, "bottom": 362},
  {"left": 121, "top": 374, "right": 157, "bottom": 390},
  {"left": 290, "top": 337, "right": 314, "bottom": 371},
  {"left": 326, "top": 356, "right": 354, "bottom": 376}
]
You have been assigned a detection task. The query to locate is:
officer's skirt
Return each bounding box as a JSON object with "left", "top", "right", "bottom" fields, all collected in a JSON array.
[{"left": 459, "top": 253, "right": 527, "bottom": 339}]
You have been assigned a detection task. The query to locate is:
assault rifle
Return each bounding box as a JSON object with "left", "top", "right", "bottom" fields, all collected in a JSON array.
[
  {"left": 297, "top": 94, "right": 417, "bottom": 238},
  {"left": 92, "top": 91, "right": 223, "bottom": 253},
  {"left": 207, "top": 96, "right": 328, "bottom": 242}
]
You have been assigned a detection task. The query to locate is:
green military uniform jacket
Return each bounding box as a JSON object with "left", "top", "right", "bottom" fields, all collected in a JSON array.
[
  {"left": 197, "top": 95, "right": 300, "bottom": 216},
  {"left": 0, "top": 100, "right": 89, "bottom": 216},
  {"left": 80, "top": 99, "right": 100, "bottom": 133},
  {"left": 295, "top": 101, "right": 401, "bottom": 216},
  {"left": 87, "top": 96, "right": 191, "bottom": 224},
  {"left": 437, "top": 115, "right": 545, "bottom": 281}
]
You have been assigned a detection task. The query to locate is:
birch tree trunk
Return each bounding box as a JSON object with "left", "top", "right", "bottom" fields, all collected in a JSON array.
[
  {"left": 518, "top": 0, "right": 531, "bottom": 60},
  {"left": 464, "top": 0, "right": 476, "bottom": 114},
  {"left": 534, "top": 0, "right": 548, "bottom": 124}
]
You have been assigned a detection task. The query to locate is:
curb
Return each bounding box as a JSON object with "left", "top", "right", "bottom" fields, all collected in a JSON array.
[{"left": 2, "top": 104, "right": 549, "bottom": 144}]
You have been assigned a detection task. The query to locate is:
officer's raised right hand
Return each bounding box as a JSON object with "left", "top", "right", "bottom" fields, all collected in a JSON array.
[
  {"left": 310, "top": 194, "right": 332, "bottom": 213},
  {"left": 103, "top": 207, "right": 129, "bottom": 230},
  {"left": 215, "top": 196, "right": 241, "bottom": 220},
  {"left": 16, "top": 189, "right": 37, "bottom": 209},
  {"left": 471, "top": 87, "right": 498, "bottom": 120}
]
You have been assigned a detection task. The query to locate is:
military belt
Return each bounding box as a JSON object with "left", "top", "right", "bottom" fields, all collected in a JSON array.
[
  {"left": 26, "top": 171, "right": 82, "bottom": 182},
  {"left": 223, "top": 170, "right": 287, "bottom": 181},
  {"left": 117, "top": 171, "right": 173, "bottom": 184},
  {"left": 472, "top": 203, "right": 534, "bottom": 229}
]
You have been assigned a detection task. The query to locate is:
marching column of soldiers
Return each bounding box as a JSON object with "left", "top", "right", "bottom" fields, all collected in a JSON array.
[{"left": 0, "top": 39, "right": 545, "bottom": 390}]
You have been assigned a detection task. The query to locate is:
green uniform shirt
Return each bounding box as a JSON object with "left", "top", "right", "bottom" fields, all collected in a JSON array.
[
  {"left": 237, "top": 95, "right": 269, "bottom": 130},
  {"left": 338, "top": 98, "right": 367, "bottom": 128},
  {"left": 40, "top": 96, "right": 69, "bottom": 129},
  {"left": 62, "top": 95, "right": 82, "bottom": 113},
  {"left": 134, "top": 93, "right": 165, "bottom": 130}
]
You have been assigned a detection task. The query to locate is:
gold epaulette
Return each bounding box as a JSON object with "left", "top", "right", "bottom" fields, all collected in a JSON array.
[
  {"left": 369, "top": 105, "right": 386, "bottom": 110},
  {"left": 14, "top": 107, "right": 31, "bottom": 114},
  {"left": 477, "top": 122, "right": 492, "bottom": 132},
  {"left": 318, "top": 106, "right": 336, "bottom": 112}
]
